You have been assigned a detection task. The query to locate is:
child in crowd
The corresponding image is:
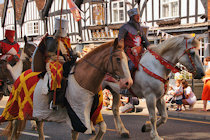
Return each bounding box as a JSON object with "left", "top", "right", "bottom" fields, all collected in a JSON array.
[
  {"left": 173, "top": 79, "right": 183, "bottom": 111},
  {"left": 165, "top": 85, "right": 175, "bottom": 103}
]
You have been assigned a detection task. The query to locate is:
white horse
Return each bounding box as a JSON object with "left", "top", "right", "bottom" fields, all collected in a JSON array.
[
  {"left": 102, "top": 35, "right": 205, "bottom": 140},
  {"left": 2, "top": 38, "right": 133, "bottom": 140}
]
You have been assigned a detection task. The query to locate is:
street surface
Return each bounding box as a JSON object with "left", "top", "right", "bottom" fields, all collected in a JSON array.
[{"left": 0, "top": 107, "right": 210, "bottom": 140}]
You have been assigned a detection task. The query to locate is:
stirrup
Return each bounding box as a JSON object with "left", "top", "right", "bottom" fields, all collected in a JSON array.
[{"left": 49, "top": 100, "right": 58, "bottom": 110}]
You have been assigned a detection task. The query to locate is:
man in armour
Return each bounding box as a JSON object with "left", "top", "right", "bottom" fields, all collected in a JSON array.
[
  {"left": 33, "top": 18, "right": 77, "bottom": 109},
  {"left": 0, "top": 29, "right": 20, "bottom": 95},
  {"left": 0, "top": 29, "right": 20, "bottom": 66},
  {"left": 48, "top": 18, "right": 77, "bottom": 108},
  {"left": 118, "top": 8, "right": 150, "bottom": 73}
]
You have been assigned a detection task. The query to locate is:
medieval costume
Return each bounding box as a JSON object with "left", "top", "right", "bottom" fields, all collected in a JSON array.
[
  {"left": 32, "top": 18, "right": 77, "bottom": 109},
  {"left": 0, "top": 29, "right": 20, "bottom": 66},
  {"left": 118, "top": 8, "right": 150, "bottom": 73}
]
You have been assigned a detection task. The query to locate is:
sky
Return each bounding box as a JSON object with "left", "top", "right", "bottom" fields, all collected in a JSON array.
[{"left": 0, "top": 0, "right": 3, "bottom": 4}]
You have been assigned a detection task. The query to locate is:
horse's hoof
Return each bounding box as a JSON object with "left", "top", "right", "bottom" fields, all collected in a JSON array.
[
  {"left": 92, "top": 130, "right": 96, "bottom": 135},
  {"left": 121, "top": 132, "right": 129, "bottom": 138},
  {"left": 141, "top": 124, "right": 146, "bottom": 132}
]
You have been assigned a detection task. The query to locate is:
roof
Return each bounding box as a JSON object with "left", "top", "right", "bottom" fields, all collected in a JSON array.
[
  {"left": 35, "top": 0, "right": 46, "bottom": 11},
  {"left": 0, "top": 4, "right": 4, "bottom": 17},
  {"left": 12, "top": 0, "right": 24, "bottom": 20}
]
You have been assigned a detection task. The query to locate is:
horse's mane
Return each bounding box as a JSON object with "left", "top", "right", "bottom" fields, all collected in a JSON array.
[
  {"left": 150, "top": 34, "right": 200, "bottom": 55},
  {"left": 77, "top": 40, "right": 114, "bottom": 63}
]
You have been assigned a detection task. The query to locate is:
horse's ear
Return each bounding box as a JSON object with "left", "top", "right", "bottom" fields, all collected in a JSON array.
[
  {"left": 114, "top": 38, "right": 118, "bottom": 48},
  {"left": 24, "top": 36, "right": 27, "bottom": 43}
]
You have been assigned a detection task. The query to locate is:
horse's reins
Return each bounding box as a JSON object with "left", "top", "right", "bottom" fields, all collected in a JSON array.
[
  {"left": 177, "top": 39, "right": 197, "bottom": 75},
  {"left": 140, "top": 39, "right": 197, "bottom": 95},
  {"left": 83, "top": 47, "right": 122, "bottom": 81}
]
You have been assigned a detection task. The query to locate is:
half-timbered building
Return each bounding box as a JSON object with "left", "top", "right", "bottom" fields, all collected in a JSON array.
[{"left": 78, "top": 0, "right": 208, "bottom": 60}]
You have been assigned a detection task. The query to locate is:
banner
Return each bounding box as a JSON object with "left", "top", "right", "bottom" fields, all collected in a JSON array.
[{"left": 67, "top": 0, "right": 81, "bottom": 21}]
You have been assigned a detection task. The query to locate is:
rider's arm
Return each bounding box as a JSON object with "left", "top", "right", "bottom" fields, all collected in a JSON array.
[
  {"left": 118, "top": 26, "right": 128, "bottom": 48},
  {"left": 141, "top": 35, "right": 150, "bottom": 49}
]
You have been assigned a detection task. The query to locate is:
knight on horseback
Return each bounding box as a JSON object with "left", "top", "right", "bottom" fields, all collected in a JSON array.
[
  {"left": 0, "top": 29, "right": 20, "bottom": 66},
  {"left": 32, "top": 18, "right": 77, "bottom": 109},
  {"left": 118, "top": 8, "right": 150, "bottom": 74},
  {"left": 118, "top": 8, "right": 150, "bottom": 95},
  {"left": 0, "top": 29, "right": 20, "bottom": 96}
]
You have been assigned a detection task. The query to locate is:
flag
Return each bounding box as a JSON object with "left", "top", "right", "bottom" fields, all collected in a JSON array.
[{"left": 67, "top": 0, "right": 81, "bottom": 21}]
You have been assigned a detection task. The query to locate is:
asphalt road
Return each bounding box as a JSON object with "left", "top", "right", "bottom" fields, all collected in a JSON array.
[{"left": 0, "top": 108, "right": 210, "bottom": 140}]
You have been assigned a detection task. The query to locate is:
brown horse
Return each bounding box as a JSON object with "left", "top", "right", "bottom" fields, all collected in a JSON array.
[
  {"left": 2, "top": 38, "right": 133, "bottom": 140},
  {"left": 0, "top": 36, "right": 36, "bottom": 98}
]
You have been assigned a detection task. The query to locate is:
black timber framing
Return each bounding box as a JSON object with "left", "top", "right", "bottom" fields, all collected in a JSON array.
[
  {"left": 2, "top": 0, "right": 9, "bottom": 27},
  {"left": 179, "top": 0, "right": 181, "bottom": 17},
  {"left": 187, "top": 0, "right": 189, "bottom": 23},
  {"left": 152, "top": 0, "right": 154, "bottom": 26},
  {"left": 159, "top": 0, "right": 160, "bottom": 19},
  {"left": 195, "top": 0, "right": 198, "bottom": 23},
  {"left": 20, "top": 0, "right": 28, "bottom": 26},
  {"left": 110, "top": 0, "right": 112, "bottom": 23}
]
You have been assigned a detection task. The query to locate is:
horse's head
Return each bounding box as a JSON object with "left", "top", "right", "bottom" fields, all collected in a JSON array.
[
  {"left": 177, "top": 36, "right": 205, "bottom": 79},
  {"left": 0, "top": 60, "right": 14, "bottom": 84},
  {"left": 106, "top": 39, "right": 133, "bottom": 89},
  {"left": 23, "top": 36, "right": 36, "bottom": 60}
]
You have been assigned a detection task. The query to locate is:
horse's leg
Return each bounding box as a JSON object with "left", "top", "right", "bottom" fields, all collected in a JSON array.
[
  {"left": 156, "top": 98, "right": 168, "bottom": 128},
  {"left": 90, "top": 121, "right": 107, "bottom": 140},
  {"left": 111, "top": 91, "right": 129, "bottom": 138},
  {"left": 31, "top": 120, "right": 37, "bottom": 131},
  {"left": 90, "top": 121, "right": 96, "bottom": 135},
  {"left": 36, "top": 121, "right": 45, "bottom": 140},
  {"left": 71, "top": 130, "right": 79, "bottom": 140},
  {"left": 142, "top": 95, "right": 163, "bottom": 140},
  {"left": 9, "top": 120, "right": 19, "bottom": 140}
]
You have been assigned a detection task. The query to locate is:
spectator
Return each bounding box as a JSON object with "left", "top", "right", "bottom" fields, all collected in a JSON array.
[
  {"left": 165, "top": 85, "right": 175, "bottom": 103},
  {"left": 181, "top": 80, "right": 197, "bottom": 110},
  {"left": 173, "top": 79, "right": 183, "bottom": 111},
  {"left": 119, "top": 97, "right": 139, "bottom": 113},
  {"left": 103, "top": 89, "right": 113, "bottom": 110},
  {"left": 201, "top": 58, "right": 210, "bottom": 112}
]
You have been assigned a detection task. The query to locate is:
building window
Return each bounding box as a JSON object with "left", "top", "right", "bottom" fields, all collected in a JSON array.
[
  {"left": 27, "top": 21, "right": 39, "bottom": 36},
  {"left": 112, "top": 1, "right": 125, "bottom": 23},
  {"left": 161, "top": 0, "right": 179, "bottom": 18},
  {"left": 92, "top": 4, "right": 105, "bottom": 25}
]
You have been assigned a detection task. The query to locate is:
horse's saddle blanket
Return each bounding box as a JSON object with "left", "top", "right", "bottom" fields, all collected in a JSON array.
[{"left": 0, "top": 69, "right": 40, "bottom": 122}]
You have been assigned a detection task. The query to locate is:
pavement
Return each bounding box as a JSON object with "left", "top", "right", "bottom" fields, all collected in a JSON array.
[
  {"left": 1, "top": 96, "right": 210, "bottom": 121},
  {"left": 102, "top": 99, "right": 210, "bottom": 121}
]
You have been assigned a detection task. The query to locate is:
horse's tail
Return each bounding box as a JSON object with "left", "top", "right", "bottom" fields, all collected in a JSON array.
[{"left": 0, "top": 120, "right": 27, "bottom": 139}]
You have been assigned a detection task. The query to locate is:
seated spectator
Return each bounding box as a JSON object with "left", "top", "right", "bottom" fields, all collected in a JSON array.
[
  {"left": 181, "top": 80, "right": 197, "bottom": 110},
  {"left": 119, "top": 97, "right": 139, "bottom": 113}
]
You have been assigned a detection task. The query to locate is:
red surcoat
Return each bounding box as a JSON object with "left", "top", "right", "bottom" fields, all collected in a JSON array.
[
  {"left": 124, "top": 32, "right": 144, "bottom": 69},
  {"left": 0, "top": 40, "right": 20, "bottom": 62}
]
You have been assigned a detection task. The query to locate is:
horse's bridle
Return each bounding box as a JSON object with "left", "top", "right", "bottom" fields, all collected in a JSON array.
[
  {"left": 177, "top": 39, "right": 197, "bottom": 75},
  {"left": 83, "top": 47, "right": 123, "bottom": 81}
]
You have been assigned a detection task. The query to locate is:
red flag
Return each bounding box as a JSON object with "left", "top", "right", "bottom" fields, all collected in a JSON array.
[{"left": 67, "top": 0, "right": 81, "bottom": 21}]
